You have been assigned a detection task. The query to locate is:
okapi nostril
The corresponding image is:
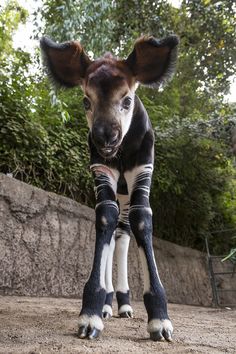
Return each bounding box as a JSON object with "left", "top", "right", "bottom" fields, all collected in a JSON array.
[
  {"left": 109, "top": 132, "right": 120, "bottom": 145},
  {"left": 92, "top": 125, "right": 105, "bottom": 145}
]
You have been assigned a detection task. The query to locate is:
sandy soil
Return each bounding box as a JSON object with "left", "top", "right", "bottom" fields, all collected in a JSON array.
[{"left": 0, "top": 296, "right": 235, "bottom": 354}]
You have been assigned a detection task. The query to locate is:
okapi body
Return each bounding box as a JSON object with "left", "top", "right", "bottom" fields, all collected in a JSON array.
[{"left": 40, "top": 34, "right": 179, "bottom": 341}]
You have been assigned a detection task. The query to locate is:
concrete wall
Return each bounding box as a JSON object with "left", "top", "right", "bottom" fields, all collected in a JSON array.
[{"left": 0, "top": 173, "right": 214, "bottom": 306}]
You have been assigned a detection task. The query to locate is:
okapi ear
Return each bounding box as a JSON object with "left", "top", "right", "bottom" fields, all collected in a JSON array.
[
  {"left": 40, "top": 36, "right": 92, "bottom": 88},
  {"left": 125, "top": 35, "right": 179, "bottom": 88}
]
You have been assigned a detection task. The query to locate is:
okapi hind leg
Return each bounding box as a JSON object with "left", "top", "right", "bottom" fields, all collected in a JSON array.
[
  {"left": 115, "top": 194, "right": 133, "bottom": 318},
  {"left": 115, "top": 232, "right": 133, "bottom": 318}
]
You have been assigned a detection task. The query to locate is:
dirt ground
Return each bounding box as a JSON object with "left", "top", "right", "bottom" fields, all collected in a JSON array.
[{"left": 0, "top": 296, "right": 235, "bottom": 354}]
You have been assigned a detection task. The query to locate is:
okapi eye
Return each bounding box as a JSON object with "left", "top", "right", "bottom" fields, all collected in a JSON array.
[
  {"left": 83, "top": 97, "right": 91, "bottom": 111},
  {"left": 122, "top": 96, "right": 132, "bottom": 110}
]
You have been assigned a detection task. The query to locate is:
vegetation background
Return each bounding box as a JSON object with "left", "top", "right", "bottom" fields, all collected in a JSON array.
[{"left": 0, "top": 0, "right": 236, "bottom": 254}]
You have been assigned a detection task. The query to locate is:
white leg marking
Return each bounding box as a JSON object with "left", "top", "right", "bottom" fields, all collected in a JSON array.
[
  {"left": 118, "top": 304, "right": 133, "bottom": 315},
  {"left": 124, "top": 164, "right": 153, "bottom": 195},
  {"left": 138, "top": 221, "right": 145, "bottom": 230},
  {"left": 100, "top": 244, "right": 110, "bottom": 289},
  {"left": 138, "top": 247, "right": 151, "bottom": 294},
  {"left": 115, "top": 233, "right": 130, "bottom": 293},
  {"left": 139, "top": 247, "right": 163, "bottom": 293},
  {"left": 78, "top": 314, "right": 104, "bottom": 331},
  {"left": 116, "top": 194, "right": 130, "bottom": 294},
  {"left": 90, "top": 164, "right": 120, "bottom": 194},
  {"left": 147, "top": 319, "right": 173, "bottom": 334},
  {"left": 105, "top": 235, "right": 115, "bottom": 293},
  {"left": 152, "top": 249, "right": 163, "bottom": 288},
  {"left": 101, "top": 216, "right": 108, "bottom": 225}
]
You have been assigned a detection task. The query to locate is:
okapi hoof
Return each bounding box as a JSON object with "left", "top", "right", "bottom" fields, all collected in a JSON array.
[
  {"left": 78, "top": 325, "right": 101, "bottom": 340},
  {"left": 118, "top": 304, "right": 133, "bottom": 319},
  {"left": 77, "top": 314, "right": 103, "bottom": 340},
  {"left": 119, "top": 311, "right": 133, "bottom": 318},
  {"left": 102, "top": 304, "right": 113, "bottom": 320},
  {"left": 102, "top": 311, "right": 112, "bottom": 319},
  {"left": 150, "top": 329, "right": 172, "bottom": 342},
  {"left": 148, "top": 319, "right": 173, "bottom": 342},
  {"left": 88, "top": 327, "right": 101, "bottom": 340},
  {"left": 78, "top": 325, "right": 87, "bottom": 339}
]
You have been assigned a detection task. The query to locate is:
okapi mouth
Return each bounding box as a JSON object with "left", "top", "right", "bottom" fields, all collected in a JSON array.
[
  {"left": 99, "top": 145, "right": 120, "bottom": 159},
  {"left": 91, "top": 127, "right": 122, "bottom": 159}
]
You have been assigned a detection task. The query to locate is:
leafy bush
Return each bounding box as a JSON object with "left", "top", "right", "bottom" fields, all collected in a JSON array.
[
  {"left": 0, "top": 47, "right": 94, "bottom": 206},
  {"left": 0, "top": 111, "right": 94, "bottom": 205},
  {"left": 151, "top": 117, "right": 236, "bottom": 253}
]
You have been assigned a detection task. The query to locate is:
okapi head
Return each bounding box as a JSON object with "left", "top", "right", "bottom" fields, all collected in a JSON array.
[{"left": 40, "top": 35, "right": 179, "bottom": 159}]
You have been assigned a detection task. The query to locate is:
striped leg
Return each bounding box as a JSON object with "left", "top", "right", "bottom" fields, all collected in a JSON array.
[
  {"left": 102, "top": 233, "right": 115, "bottom": 319},
  {"left": 78, "top": 165, "right": 119, "bottom": 340},
  {"left": 125, "top": 164, "right": 173, "bottom": 342},
  {"left": 115, "top": 194, "right": 133, "bottom": 318}
]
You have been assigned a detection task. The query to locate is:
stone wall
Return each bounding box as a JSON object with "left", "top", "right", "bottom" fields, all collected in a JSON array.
[{"left": 0, "top": 173, "right": 214, "bottom": 306}]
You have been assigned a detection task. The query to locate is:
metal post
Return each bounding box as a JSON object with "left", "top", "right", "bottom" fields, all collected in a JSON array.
[{"left": 205, "top": 236, "right": 219, "bottom": 307}]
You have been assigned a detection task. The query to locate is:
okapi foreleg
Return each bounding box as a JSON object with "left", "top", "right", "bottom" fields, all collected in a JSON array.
[
  {"left": 125, "top": 164, "right": 173, "bottom": 342},
  {"left": 102, "top": 233, "right": 115, "bottom": 319},
  {"left": 78, "top": 165, "right": 119, "bottom": 339}
]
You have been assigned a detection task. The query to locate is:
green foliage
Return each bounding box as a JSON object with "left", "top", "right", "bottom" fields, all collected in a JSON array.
[
  {"left": 0, "top": 116, "right": 94, "bottom": 204},
  {"left": 0, "top": 60, "right": 94, "bottom": 204},
  {"left": 151, "top": 116, "right": 236, "bottom": 252},
  {"left": 179, "top": 0, "right": 236, "bottom": 95},
  {"left": 38, "top": 0, "right": 236, "bottom": 119},
  {"left": 0, "top": 1, "right": 94, "bottom": 206},
  {"left": 222, "top": 239, "right": 236, "bottom": 263},
  {"left": 0, "top": 0, "right": 27, "bottom": 58},
  {"left": 38, "top": 0, "right": 115, "bottom": 56}
]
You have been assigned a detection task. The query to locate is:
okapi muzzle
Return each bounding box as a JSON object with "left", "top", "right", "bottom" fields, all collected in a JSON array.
[
  {"left": 40, "top": 34, "right": 179, "bottom": 341},
  {"left": 91, "top": 119, "right": 121, "bottom": 158}
]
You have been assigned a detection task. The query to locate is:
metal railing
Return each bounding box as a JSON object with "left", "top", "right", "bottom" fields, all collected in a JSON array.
[{"left": 205, "top": 231, "right": 236, "bottom": 307}]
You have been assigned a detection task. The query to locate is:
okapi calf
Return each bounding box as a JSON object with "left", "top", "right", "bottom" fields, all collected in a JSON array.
[{"left": 40, "top": 34, "right": 179, "bottom": 341}]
